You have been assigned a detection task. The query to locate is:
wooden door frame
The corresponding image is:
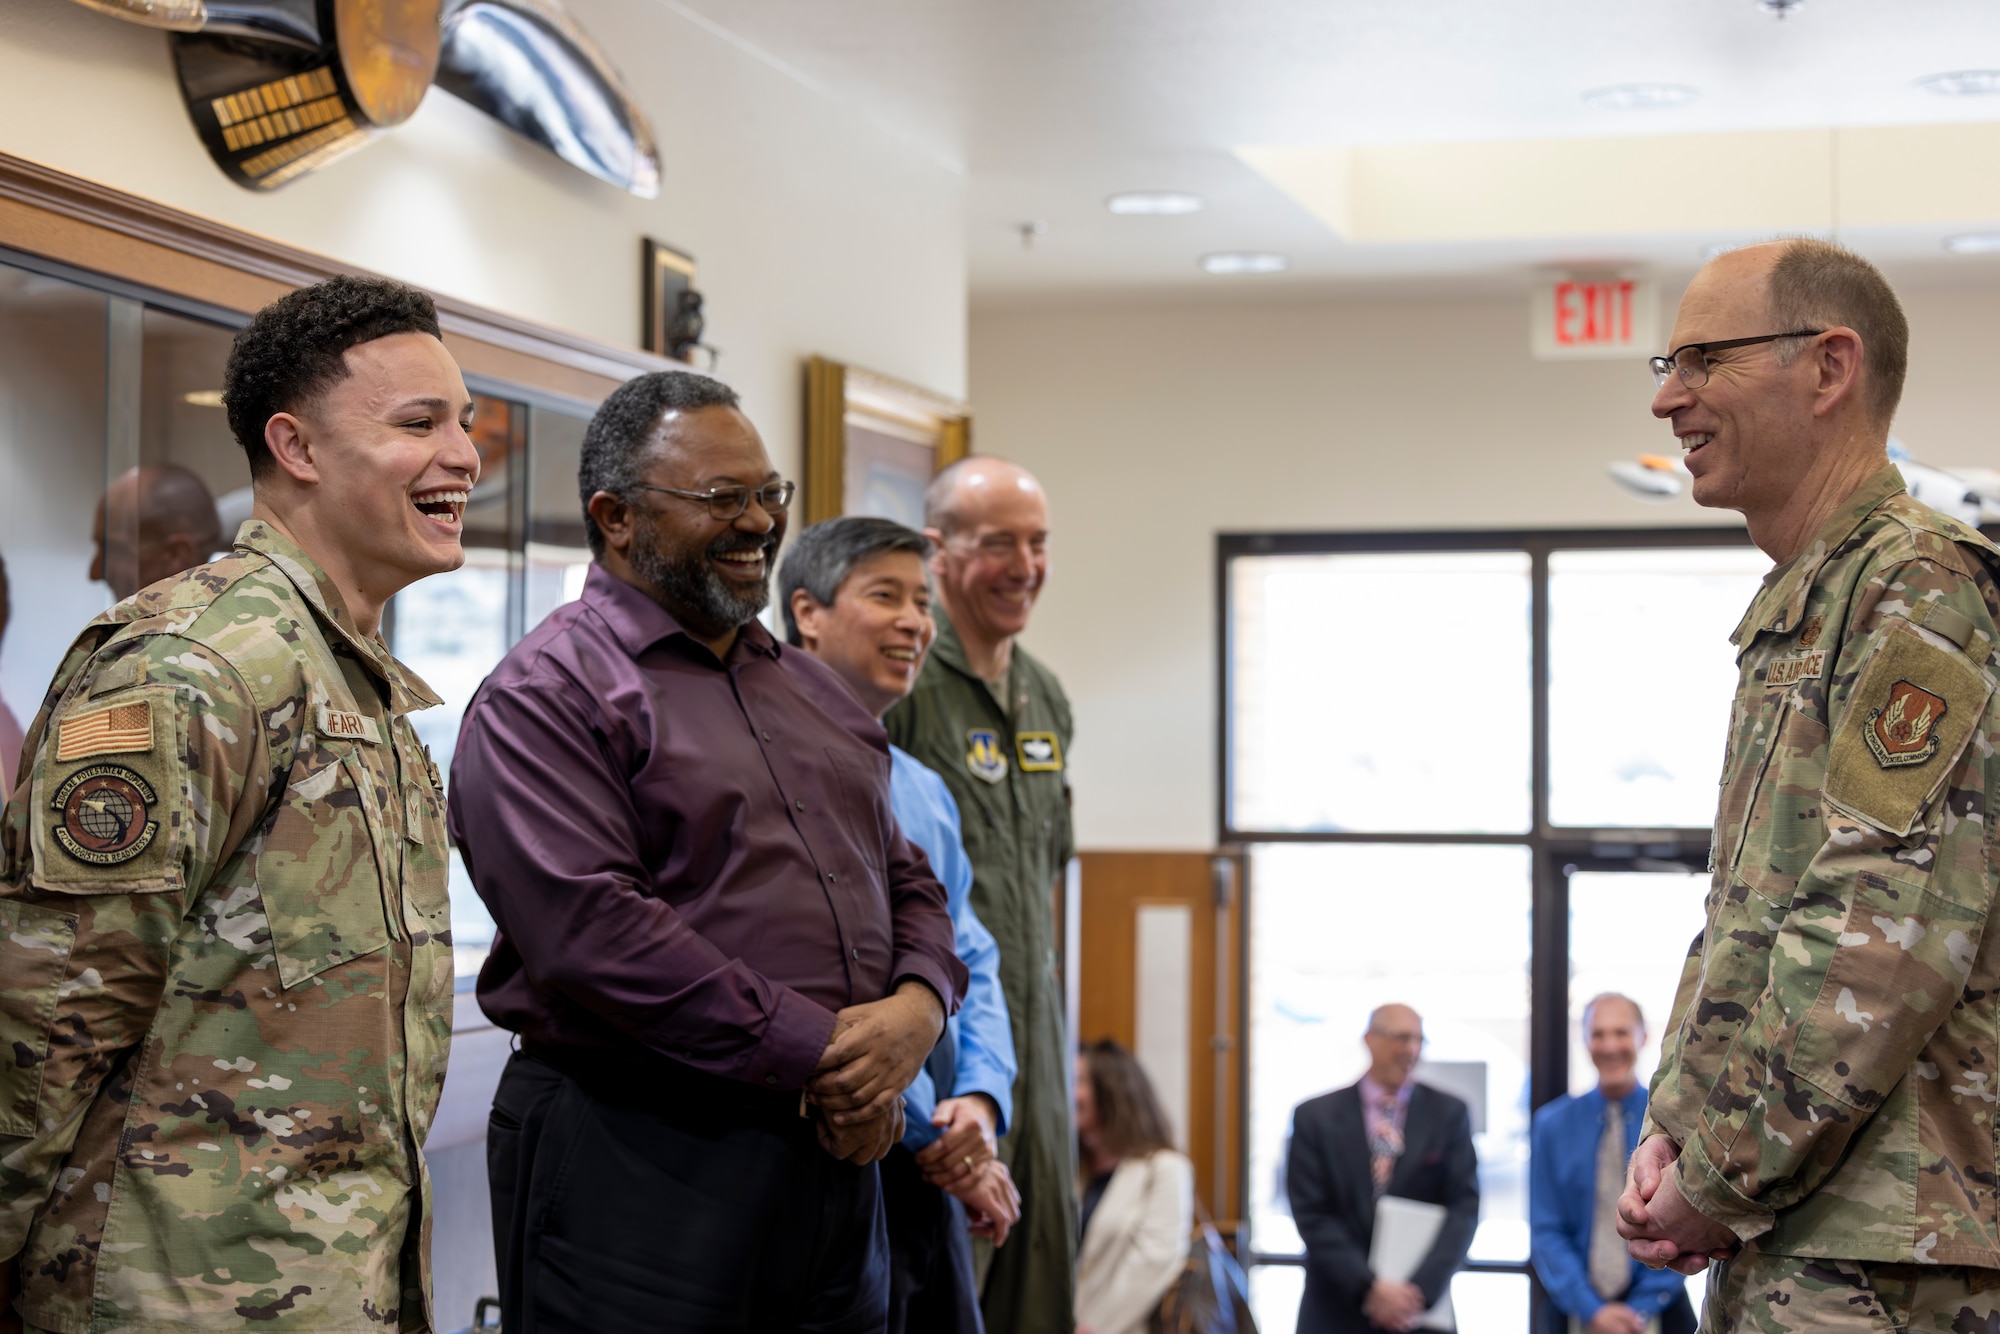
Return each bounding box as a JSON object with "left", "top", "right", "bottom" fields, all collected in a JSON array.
[{"left": 1075, "top": 848, "right": 1250, "bottom": 1229}]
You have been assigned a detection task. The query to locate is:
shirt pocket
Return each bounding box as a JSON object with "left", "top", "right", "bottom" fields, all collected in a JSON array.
[
  {"left": 1732, "top": 695, "right": 1830, "bottom": 912},
  {"left": 0, "top": 899, "right": 78, "bottom": 1135},
  {"left": 391, "top": 729, "right": 452, "bottom": 931},
  {"left": 827, "top": 746, "right": 893, "bottom": 874},
  {"left": 257, "top": 738, "right": 393, "bottom": 990}
]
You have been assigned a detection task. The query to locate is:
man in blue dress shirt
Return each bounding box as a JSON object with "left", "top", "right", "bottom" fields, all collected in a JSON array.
[
  {"left": 783, "top": 515, "right": 1023, "bottom": 1334},
  {"left": 1531, "top": 995, "right": 1696, "bottom": 1334}
]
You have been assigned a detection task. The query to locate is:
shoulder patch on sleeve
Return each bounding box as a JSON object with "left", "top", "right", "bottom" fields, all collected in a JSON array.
[
  {"left": 55, "top": 700, "right": 153, "bottom": 761},
  {"left": 1825, "top": 618, "right": 1993, "bottom": 837},
  {"left": 29, "top": 684, "right": 187, "bottom": 894}
]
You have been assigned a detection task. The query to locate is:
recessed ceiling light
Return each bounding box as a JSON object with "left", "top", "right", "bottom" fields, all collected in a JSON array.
[
  {"left": 1581, "top": 83, "right": 1701, "bottom": 111},
  {"left": 183, "top": 390, "right": 225, "bottom": 407},
  {"left": 1945, "top": 233, "right": 2000, "bottom": 254},
  {"left": 1200, "top": 252, "right": 1288, "bottom": 275},
  {"left": 1107, "top": 191, "right": 1203, "bottom": 216},
  {"left": 1918, "top": 70, "right": 2000, "bottom": 97}
]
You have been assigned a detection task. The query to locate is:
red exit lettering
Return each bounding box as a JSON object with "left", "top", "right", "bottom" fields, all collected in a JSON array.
[{"left": 1553, "top": 280, "right": 1637, "bottom": 347}]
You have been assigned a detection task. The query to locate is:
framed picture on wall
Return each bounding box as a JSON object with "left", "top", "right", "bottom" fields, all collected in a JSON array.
[
  {"left": 804, "top": 356, "right": 971, "bottom": 529},
  {"left": 642, "top": 239, "right": 700, "bottom": 362}
]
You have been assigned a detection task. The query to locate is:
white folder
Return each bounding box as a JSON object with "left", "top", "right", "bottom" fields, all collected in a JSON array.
[{"left": 1368, "top": 1195, "right": 1456, "bottom": 1332}]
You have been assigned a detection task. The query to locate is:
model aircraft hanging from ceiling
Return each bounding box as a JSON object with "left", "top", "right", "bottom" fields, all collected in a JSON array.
[
  {"left": 1609, "top": 442, "right": 2000, "bottom": 526},
  {"left": 65, "top": 0, "right": 659, "bottom": 196}
]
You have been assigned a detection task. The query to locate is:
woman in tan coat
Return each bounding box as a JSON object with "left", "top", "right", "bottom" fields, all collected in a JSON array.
[{"left": 1074, "top": 1038, "right": 1195, "bottom": 1334}]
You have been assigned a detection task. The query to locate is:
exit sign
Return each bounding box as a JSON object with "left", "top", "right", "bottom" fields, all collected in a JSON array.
[{"left": 1531, "top": 277, "right": 1657, "bottom": 360}]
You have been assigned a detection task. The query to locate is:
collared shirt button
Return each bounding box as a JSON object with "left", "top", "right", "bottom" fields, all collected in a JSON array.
[
  {"left": 851, "top": 947, "right": 859, "bottom": 959},
  {"left": 764, "top": 1074, "right": 777, "bottom": 1085},
  {"left": 827, "top": 872, "right": 837, "bottom": 882},
  {"left": 796, "top": 799, "right": 806, "bottom": 811},
  {"left": 762, "top": 731, "right": 772, "bottom": 741}
]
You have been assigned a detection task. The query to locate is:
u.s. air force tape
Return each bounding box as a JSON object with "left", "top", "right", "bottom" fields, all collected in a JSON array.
[{"left": 50, "top": 764, "right": 160, "bottom": 866}]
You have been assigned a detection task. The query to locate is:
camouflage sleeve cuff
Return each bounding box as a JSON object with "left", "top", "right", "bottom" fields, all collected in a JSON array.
[{"left": 1677, "top": 1135, "right": 1776, "bottom": 1243}]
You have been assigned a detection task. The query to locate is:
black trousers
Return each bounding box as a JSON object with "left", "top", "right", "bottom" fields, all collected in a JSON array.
[
  {"left": 488, "top": 1050, "right": 889, "bottom": 1334},
  {"left": 879, "top": 1144, "right": 983, "bottom": 1334},
  {"left": 1539, "top": 1284, "right": 1699, "bottom": 1334}
]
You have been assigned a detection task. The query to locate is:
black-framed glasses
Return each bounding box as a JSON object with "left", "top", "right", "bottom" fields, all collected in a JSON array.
[
  {"left": 1649, "top": 330, "right": 1823, "bottom": 389},
  {"left": 630, "top": 479, "right": 796, "bottom": 520}
]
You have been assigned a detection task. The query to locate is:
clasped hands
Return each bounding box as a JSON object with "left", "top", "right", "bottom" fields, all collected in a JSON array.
[
  {"left": 915, "top": 1094, "right": 1020, "bottom": 1246},
  {"left": 1615, "top": 1134, "right": 1740, "bottom": 1276},
  {"left": 807, "top": 981, "right": 943, "bottom": 1165},
  {"left": 1362, "top": 1277, "right": 1427, "bottom": 1332}
]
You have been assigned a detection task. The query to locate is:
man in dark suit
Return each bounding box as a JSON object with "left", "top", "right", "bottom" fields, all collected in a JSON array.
[{"left": 1287, "top": 1004, "right": 1480, "bottom": 1334}]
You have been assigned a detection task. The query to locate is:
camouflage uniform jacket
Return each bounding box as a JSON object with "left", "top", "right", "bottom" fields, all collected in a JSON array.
[
  {"left": 0, "top": 521, "right": 454, "bottom": 1333},
  {"left": 1644, "top": 465, "right": 2000, "bottom": 1266}
]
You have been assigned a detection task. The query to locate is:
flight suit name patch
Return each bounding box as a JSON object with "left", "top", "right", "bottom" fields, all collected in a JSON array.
[
  {"left": 50, "top": 764, "right": 159, "bottom": 866},
  {"left": 1866, "top": 680, "right": 1947, "bottom": 768},
  {"left": 1767, "top": 650, "right": 1826, "bottom": 687},
  {"left": 1016, "top": 731, "right": 1063, "bottom": 771},
  {"left": 966, "top": 729, "right": 1008, "bottom": 784}
]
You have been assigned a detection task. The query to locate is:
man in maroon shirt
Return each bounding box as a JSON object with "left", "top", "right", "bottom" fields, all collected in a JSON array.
[{"left": 448, "top": 371, "right": 967, "bottom": 1334}]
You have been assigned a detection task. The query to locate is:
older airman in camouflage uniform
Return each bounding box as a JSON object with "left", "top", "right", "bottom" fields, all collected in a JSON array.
[
  {"left": 0, "top": 276, "right": 474, "bottom": 1333},
  {"left": 1618, "top": 240, "right": 2000, "bottom": 1331}
]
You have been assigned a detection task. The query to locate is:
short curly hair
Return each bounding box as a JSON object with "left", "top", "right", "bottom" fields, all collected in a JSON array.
[
  {"left": 223, "top": 275, "right": 442, "bottom": 474},
  {"left": 578, "top": 371, "right": 742, "bottom": 555}
]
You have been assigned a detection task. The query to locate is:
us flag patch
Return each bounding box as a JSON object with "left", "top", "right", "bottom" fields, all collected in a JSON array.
[{"left": 55, "top": 701, "right": 153, "bottom": 762}]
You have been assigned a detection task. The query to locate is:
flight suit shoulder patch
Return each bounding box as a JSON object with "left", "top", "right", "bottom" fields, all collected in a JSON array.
[
  {"left": 1825, "top": 617, "right": 1992, "bottom": 837},
  {"left": 29, "top": 684, "right": 187, "bottom": 894}
]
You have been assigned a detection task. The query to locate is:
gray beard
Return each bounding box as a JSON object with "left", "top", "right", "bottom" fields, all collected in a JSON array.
[{"left": 630, "top": 509, "right": 772, "bottom": 636}]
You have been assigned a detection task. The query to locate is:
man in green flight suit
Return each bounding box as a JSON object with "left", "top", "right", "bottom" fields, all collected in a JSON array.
[
  {"left": 1617, "top": 239, "right": 2000, "bottom": 1329},
  {"left": 0, "top": 276, "right": 473, "bottom": 1333},
  {"left": 886, "top": 456, "right": 1077, "bottom": 1334}
]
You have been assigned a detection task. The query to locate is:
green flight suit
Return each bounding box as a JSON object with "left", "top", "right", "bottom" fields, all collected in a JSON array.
[{"left": 886, "top": 610, "right": 1077, "bottom": 1334}]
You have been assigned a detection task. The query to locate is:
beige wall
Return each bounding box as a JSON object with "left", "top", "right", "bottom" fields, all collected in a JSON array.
[
  {"left": 973, "top": 282, "right": 2000, "bottom": 850},
  {"left": 0, "top": 0, "right": 968, "bottom": 457}
]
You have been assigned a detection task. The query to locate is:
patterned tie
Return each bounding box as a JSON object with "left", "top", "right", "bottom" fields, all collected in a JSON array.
[
  {"left": 1368, "top": 1098, "right": 1404, "bottom": 1199},
  {"left": 1589, "top": 1100, "right": 1630, "bottom": 1300}
]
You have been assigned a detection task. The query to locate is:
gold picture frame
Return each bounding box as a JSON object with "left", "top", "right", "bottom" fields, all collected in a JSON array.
[{"left": 804, "top": 357, "right": 970, "bottom": 528}]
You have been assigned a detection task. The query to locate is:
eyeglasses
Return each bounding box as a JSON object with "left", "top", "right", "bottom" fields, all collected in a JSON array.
[
  {"left": 631, "top": 479, "right": 796, "bottom": 521},
  {"left": 1649, "top": 330, "right": 1823, "bottom": 389}
]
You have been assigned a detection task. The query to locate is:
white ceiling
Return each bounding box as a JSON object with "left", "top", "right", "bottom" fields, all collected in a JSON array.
[{"left": 658, "top": 0, "right": 2000, "bottom": 301}]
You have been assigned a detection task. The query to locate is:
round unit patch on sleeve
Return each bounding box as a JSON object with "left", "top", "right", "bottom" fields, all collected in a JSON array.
[{"left": 50, "top": 764, "right": 160, "bottom": 866}]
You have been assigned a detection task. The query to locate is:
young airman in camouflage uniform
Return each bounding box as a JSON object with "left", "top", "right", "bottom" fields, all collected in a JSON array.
[
  {"left": 0, "top": 276, "right": 476, "bottom": 1333},
  {"left": 1620, "top": 241, "right": 2000, "bottom": 1330}
]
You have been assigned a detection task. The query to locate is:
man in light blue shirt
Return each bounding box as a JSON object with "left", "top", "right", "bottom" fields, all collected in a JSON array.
[
  {"left": 1531, "top": 995, "right": 1695, "bottom": 1334},
  {"left": 782, "top": 515, "right": 1021, "bottom": 1334}
]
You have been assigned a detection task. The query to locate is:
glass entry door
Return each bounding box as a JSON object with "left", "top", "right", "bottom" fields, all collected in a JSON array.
[{"left": 1223, "top": 532, "right": 1765, "bottom": 1333}]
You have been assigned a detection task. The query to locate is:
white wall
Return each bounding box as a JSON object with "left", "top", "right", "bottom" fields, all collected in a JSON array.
[
  {"left": 0, "top": 0, "right": 968, "bottom": 458},
  {"left": 972, "top": 283, "right": 2000, "bottom": 851},
  {"left": 1, "top": 9, "right": 967, "bottom": 1328}
]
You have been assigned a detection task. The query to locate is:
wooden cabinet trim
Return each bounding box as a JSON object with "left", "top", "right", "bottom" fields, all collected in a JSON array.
[{"left": 0, "top": 150, "right": 678, "bottom": 401}]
